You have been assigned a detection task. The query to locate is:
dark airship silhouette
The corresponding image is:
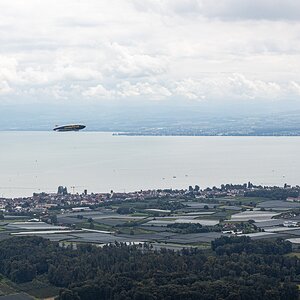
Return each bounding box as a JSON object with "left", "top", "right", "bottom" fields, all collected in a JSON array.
[{"left": 53, "top": 124, "right": 86, "bottom": 132}]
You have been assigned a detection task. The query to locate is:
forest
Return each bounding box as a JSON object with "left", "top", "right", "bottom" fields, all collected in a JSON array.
[{"left": 0, "top": 236, "right": 299, "bottom": 300}]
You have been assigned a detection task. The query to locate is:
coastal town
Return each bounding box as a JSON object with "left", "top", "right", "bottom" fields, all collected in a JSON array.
[
  {"left": 1, "top": 182, "right": 299, "bottom": 215},
  {"left": 1, "top": 183, "right": 300, "bottom": 252}
]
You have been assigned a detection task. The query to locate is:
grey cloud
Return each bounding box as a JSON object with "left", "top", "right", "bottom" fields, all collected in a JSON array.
[
  {"left": 58, "top": 18, "right": 103, "bottom": 28},
  {"left": 200, "top": 0, "right": 300, "bottom": 21},
  {"left": 132, "top": 0, "right": 300, "bottom": 21}
]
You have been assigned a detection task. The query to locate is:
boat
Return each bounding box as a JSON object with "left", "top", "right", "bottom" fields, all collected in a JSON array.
[{"left": 53, "top": 124, "right": 86, "bottom": 132}]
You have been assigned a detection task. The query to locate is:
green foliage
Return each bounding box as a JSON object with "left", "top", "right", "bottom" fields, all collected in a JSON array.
[
  {"left": 116, "top": 207, "right": 135, "bottom": 214},
  {"left": 112, "top": 198, "right": 186, "bottom": 212},
  {"left": 245, "top": 188, "right": 299, "bottom": 200},
  {"left": 211, "top": 236, "right": 292, "bottom": 255},
  {"left": 50, "top": 214, "right": 58, "bottom": 224},
  {"left": 167, "top": 223, "right": 222, "bottom": 234},
  {"left": 0, "top": 236, "right": 298, "bottom": 299}
]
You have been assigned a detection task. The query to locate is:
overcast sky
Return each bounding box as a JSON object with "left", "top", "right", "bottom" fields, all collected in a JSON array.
[{"left": 0, "top": 0, "right": 300, "bottom": 107}]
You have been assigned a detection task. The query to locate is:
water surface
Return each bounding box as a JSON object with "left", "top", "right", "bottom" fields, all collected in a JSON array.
[{"left": 0, "top": 131, "right": 299, "bottom": 197}]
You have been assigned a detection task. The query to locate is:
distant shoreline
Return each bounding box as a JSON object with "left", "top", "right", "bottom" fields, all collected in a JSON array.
[{"left": 1, "top": 129, "right": 300, "bottom": 137}]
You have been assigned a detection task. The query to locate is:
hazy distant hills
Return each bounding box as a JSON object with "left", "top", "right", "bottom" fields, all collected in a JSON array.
[{"left": 1, "top": 103, "right": 300, "bottom": 136}]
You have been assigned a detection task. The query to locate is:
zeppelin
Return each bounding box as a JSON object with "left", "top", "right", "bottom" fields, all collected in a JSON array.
[{"left": 53, "top": 124, "right": 86, "bottom": 132}]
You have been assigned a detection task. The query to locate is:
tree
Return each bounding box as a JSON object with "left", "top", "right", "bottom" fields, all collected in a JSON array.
[
  {"left": 10, "top": 261, "right": 36, "bottom": 283},
  {"left": 0, "top": 236, "right": 297, "bottom": 300},
  {"left": 116, "top": 207, "right": 134, "bottom": 214},
  {"left": 50, "top": 214, "right": 57, "bottom": 224},
  {"left": 59, "top": 289, "right": 80, "bottom": 300}
]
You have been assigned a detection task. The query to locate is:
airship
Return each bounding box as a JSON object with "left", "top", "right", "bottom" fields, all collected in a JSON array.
[{"left": 53, "top": 124, "right": 86, "bottom": 132}]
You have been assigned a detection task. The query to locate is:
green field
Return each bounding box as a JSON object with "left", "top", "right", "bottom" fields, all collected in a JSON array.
[
  {"left": 286, "top": 252, "right": 300, "bottom": 259},
  {"left": 1, "top": 276, "right": 59, "bottom": 299},
  {"left": 79, "top": 222, "right": 113, "bottom": 231},
  {"left": 0, "top": 280, "right": 16, "bottom": 296}
]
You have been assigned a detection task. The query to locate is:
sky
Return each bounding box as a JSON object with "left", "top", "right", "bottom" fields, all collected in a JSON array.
[{"left": 0, "top": 0, "right": 300, "bottom": 110}]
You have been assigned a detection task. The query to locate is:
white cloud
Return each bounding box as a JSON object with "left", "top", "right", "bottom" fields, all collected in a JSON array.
[
  {"left": 82, "top": 84, "right": 113, "bottom": 98},
  {"left": 173, "top": 74, "right": 283, "bottom": 101},
  {"left": 0, "top": 81, "right": 12, "bottom": 94},
  {"left": 174, "top": 78, "right": 204, "bottom": 100},
  {"left": 0, "top": 0, "right": 299, "bottom": 106},
  {"left": 81, "top": 74, "right": 298, "bottom": 102},
  {"left": 105, "top": 43, "right": 168, "bottom": 78},
  {"left": 82, "top": 81, "right": 171, "bottom": 101},
  {"left": 289, "top": 81, "right": 300, "bottom": 96},
  {"left": 117, "top": 81, "right": 172, "bottom": 100},
  {"left": 0, "top": 56, "right": 18, "bottom": 82}
]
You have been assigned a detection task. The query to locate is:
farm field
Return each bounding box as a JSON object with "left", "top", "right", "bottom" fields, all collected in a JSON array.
[
  {"left": 0, "top": 190, "right": 300, "bottom": 298},
  {"left": 0, "top": 195, "right": 299, "bottom": 252}
]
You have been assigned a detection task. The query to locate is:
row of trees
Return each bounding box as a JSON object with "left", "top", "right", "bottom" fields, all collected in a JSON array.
[
  {"left": 244, "top": 188, "right": 299, "bottom": 200},
  {"left": 167, "top": 223, "right": 222, "bottom": 234}
]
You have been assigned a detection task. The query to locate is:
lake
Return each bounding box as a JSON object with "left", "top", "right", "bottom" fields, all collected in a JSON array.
[{"left": 0, "top": 131, "right": 299, "bottom": 197}]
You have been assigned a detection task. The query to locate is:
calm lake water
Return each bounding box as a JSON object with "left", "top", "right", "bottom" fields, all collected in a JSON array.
[{"left": 0, "top": 131, "right": 299, "bottom": 198}]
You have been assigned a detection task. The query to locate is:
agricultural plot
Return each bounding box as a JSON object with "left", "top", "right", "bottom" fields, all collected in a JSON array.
[
  {"left": 258, "top": 200, "right": 300, "bottom": 210},
  {"left": 118, "top": 234, "right": 165, "bottom": 242},
  {"left": 172, "top": 214, "right": 213, "bottom": 219},
  {"left": 287, "top": 238, "right": 300, "bottom": 244},
  {"left": 93, "top": 218, "right": 129, "bottom": 226},
  {"left": 280, "top": 229, "right": 300, "bottom": 236},
  {"left": 120, "top": 231, "right": 178, "bottom": 242},
  {"left": 166, "top": 232, "right": 224, "bottom": 244},
  {"left": 3, "top": 216, "right": 29, "bottom": 220},
  {"left": 66, "top": 232, "right": 130, "bottom": 244},
  {"left": 57, "top": 215, "right": 84, "bottom": 224},
  {"left": 175, "top": 219, "right": 219, "bottom": 225},
  {"left": 225, "top": 196, "right": 268, "bottom": 205},
  {"left": 184, "top": 211, "right": 216, "bottom": 215},
  {"left": 32, "top": 233, "right": 77, "bottom": 242},
  {"left": 254, "top": 219, "right": 286, "bottom": 228},
  {"left": 5, "top": 222, "right": 68, "bottom": 231},
  {"left": 144, "top": 218, "right": 219, "bottom": 227},
  {"left": 182, "top": 202, "right": 219, "bottom": 209},
  {"left": 241, "top": 232, "right": 281, "bottom": 239},
  {"left": 0, "top": 293, "right": 34, "bottom": 300},
  {"left": 143, "top": 220, "right": 174, "bottom": 226},
  {"left": 146, "top": 209, "right": 171, "bottom": 213},
  {"left": 91, "top": 214, "right": 145, "bottom": 222},
  {"left": 220, "top": 206, "right": 242, "bottom": 211},
  {"left": 230, "top": 211, "right": 280, "bottom": 222},
  {"left": 264, "top": 227, "right": 300, "bottom": 233},
  {"left": 141, "top": 226, "right": 171, "bottom": 232}
]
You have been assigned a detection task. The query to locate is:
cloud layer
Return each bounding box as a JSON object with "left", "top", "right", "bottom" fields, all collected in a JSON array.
[{"left": 0, "top": 0, "right": 299, "bottom": 105}]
